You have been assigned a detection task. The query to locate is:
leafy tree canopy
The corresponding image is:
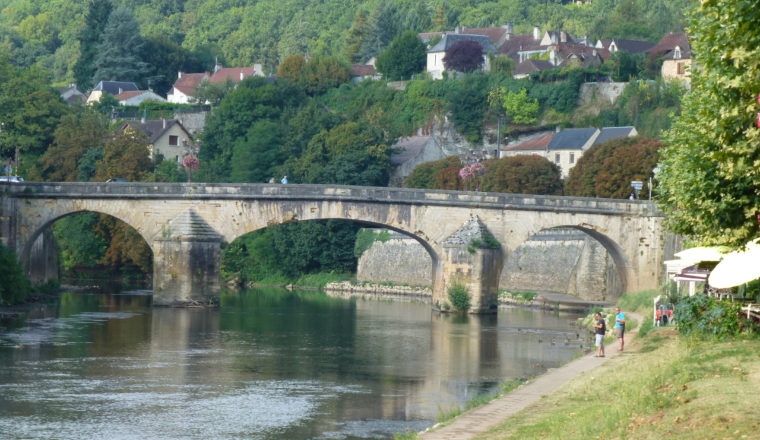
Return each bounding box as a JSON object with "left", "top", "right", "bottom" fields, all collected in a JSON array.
[
  {"left": 375, "top": 30, "right": 426, "bottom": 81},
  {"left": 658, "top": 0, "right": 760, "bottom": 247},
  {"left": 565, "top": 136, "right": 661, "bottom": 199},
  {"left": 443, "top": 40, "right": 484, "bottom": 73},
  {"left": 482, "top": 155, "right": 563, "bottom": 195}
]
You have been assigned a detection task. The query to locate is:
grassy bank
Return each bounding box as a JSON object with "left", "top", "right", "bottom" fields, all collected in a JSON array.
[{"left": 475, "top": 328, "right": 760, "bottom": 439}]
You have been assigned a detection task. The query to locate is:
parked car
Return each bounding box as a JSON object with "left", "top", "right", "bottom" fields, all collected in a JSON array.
[
  {"left": 0, "top": 175, "right": 24, "bottom": 183},
  {"left": 106, "top": 178, "right": 129, "bottom": 182}
]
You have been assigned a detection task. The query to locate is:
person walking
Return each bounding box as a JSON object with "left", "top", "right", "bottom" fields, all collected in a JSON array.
[
  {"left": 593, "top": 312, "right": 606, "bottom": 357},
  {"left": 614, "top": 307, "right": 626, "bottom": 351}
]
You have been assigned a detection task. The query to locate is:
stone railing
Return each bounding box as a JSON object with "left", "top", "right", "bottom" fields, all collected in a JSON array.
[{"left": 1, "top": 182, "right": 660, "bottom": 216}]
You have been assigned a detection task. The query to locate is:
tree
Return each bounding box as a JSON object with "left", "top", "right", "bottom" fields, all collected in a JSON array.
[
  {"left": 38, "top": 108, "right": 108, "bottom": 181},
  {"left": 277, "top": 54, "right": 306, "bottom": 83},
  {"left": 141, "top": 36, "right": 208, "bottom": 95},
  {"left": 481, "top": 155, "right": 563, "bottom": 195},
  {"left": 404, "top": 156, "right": 462, "bottom": 189},
  {"left": 344, "top": 12, "right": 370, "bottom": 63},
  {"left": 489, "top": 87, "right": 540, "bottom": 125},
  {"left": 73, "top": 0, "right": 113, "bottom": 90},
  {"left": 607, "top": 50, "right": 644, "bottom": 82},
  {"left": 443, "top": 40, "right": 484, "bottom": 73},
  {"left": 92, "top": 7, "right": 150, "bottom": 85},
  {"left": 94, "top": 130, "right": 152, "bottom": 182},
  {"left": 565, "top": 137, "right": 661, "bottom": 199},
  {"left": 489, "top": 54, "right": 514, "bottom": 77},
  {"left": 446, "top": 73, "right": 489, "bottom": 142},
  {"left": 230, "top": 119, "right": 283, "bottom": 183},
  {"left": 658, "top": 0, "right": 760, "bottom": 247},
  {"left": 299, "top": 55, "right": 351, "bottom": 95},
  {"left": 0, "top": 242, "right": 31, "bottom": 305},
  {"left": 375, "top": 30, "right": 426, "bottom": 81}
]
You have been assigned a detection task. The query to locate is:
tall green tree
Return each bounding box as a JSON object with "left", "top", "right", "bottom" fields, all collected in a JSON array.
[
  {"left": 375, "top": 30, "right": 426, "bottom": 81},
  {"left": 230, "top": 119, "right": 283, "bottom": 183},
  {"left": 92, "top": 7, "right": 150, "bottom": 85},
  {"left": 658, "top": 0, "right": 760, "bottom": 247},
  {"left": 73, "top": 0, "right": 113, "bottom": 90}
]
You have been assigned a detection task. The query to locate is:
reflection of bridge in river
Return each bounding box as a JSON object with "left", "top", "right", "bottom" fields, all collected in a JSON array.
[{"left": 0, "top": 183, "right": 670, "bottom": 311}]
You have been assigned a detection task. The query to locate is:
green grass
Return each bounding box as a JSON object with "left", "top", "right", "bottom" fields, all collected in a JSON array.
[
  {"left": 294, "top": 272, "right": 353, "bottom": 288},
  {"left": 474, "top": 329, "right": 760, "bottom": 440},
  {"left": 616, "top": 288, "right": 661, "bottom": 313}
]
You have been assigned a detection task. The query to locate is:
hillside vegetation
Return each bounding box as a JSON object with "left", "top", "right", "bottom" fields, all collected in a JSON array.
[{"left": 0, "top": 0, "right": 691, "bottom": 85}]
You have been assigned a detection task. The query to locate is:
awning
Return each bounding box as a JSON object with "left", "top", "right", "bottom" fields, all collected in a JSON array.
[{"left": 674, "top": 246, "right": 729, "bottom": 266}]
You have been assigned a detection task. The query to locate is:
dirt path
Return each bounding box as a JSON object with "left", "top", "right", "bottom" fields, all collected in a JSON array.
[{"left": 418, "top": 312, "right": 643, "bottom": 440}]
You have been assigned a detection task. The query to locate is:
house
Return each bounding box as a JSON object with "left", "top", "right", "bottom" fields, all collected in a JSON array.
[
  {"left": 647, "top": 33, "right": 691, "bottom": 82},
  {"left": 546, "top": 128, "right": 599, "bottom": 178},
  {"left": 114, "top": 90, "right": 167, "bottom": 106},
  {"left": 350, "top": 64, "right": 381, "bottom": 82},
  {"left": 390, "top": 136, "right": 446, "bottom": 186},
  {"left": 460, "top": 24, "right": 512, "bottom": 49},
  {"left": 500, "top": 132, "right": 555, "bottom": 157},
  {"left": 513, "top": 59, "right": 555, "bottom": 79},
  {"left": 167, "top": 72, "right": 209, "bottom": 104},
  {"left": 554, "top": 44, "right": 608, "bottom": 68},
  {"left": 592, "top": 126, "right": 638, "bottom": 146},
  {"left": 167, "top": 64, "right": 265, "bottom": 104},
  {"left": 595, "top": 38, "right": 655, "bottom": 55},
  {"left": 54, "top": 84, "right": 86, "bottom": 105},
  {"left": 87, "top": 81, "right": 139, "bottom": 104},
  {"left": 118, "top": 118, "right": 194, "bottom": 162},
  {"left": 426, "top": 33, "right": 496, "bottom": 79}
]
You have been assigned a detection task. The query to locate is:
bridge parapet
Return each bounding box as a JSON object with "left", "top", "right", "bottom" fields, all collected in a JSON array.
[{"left": 2, "top": 182, "right": 660, "bottom": 216}]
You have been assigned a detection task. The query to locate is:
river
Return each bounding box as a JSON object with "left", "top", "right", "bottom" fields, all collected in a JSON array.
[{"left": 0, "top": 288, "right": 589, "bottom": 439}]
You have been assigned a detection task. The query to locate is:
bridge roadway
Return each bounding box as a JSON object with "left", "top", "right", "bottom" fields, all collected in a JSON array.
[{"left": 0, "top": 182, "right": 668, "bottom": 309}]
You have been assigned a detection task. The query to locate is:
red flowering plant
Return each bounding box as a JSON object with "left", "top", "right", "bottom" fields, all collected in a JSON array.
[
  {"left": 182, "top": 153, "right": 200, "bottom": 182},
  {"left": 458, "top": 162, "right": 486, "bottom": 191}
]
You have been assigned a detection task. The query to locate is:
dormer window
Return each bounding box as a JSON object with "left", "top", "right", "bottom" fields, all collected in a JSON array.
[{"left": 674, "top": 46, "right": 681, "bottom": 59}]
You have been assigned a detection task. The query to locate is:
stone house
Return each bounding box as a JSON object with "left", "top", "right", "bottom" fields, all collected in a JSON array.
[
  {"left": 118, "top": 118, "right": 194, "bottom": 163},
  {"left": 350, "top": 64, "right": 381, "bottom": 82},
  {"left": 86, "top": 80, "right": 139, "bottom": 104},
  {"left": 647, "top": 33, "right": 691, "bottom": 83},
  {"left": 595, "top": 38, "right": 656, "bottom": 55},
  {"left": 501, "top": 126, "right": 637, "bottom": 178},
  {"left": 114, "top": 90, "right": 167, "bottom": 106},
  {"left": 54, "top": 84, "right": 86, "bottom": 105},
  {"left": 390, "top": 135, "right": 446, "bottom": 186},
  {"left": 426, "top": 33, "right": 495, "bottom": 79}
]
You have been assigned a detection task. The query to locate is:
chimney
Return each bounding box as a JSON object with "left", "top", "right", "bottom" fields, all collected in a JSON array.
[
  {"left": 455, "top": 25, "right": 463, "bottom": 34},
  {"left": 178, "top": 71, "right": 182, "bottom": 79},
  {"left": 502, "top": 23, "right": 514, "bottom": 35},
  {"left": 240, "top": 71, "right": 244, "bottom": 81},
  {"left": 555, "top": 126, "right": 561, "bottom": 133},
  {"left": 592, "top": 48, "right": 598, "bottom": 57},
  {"left": 118, "top": 87, "right": 123, "bottom": 95},
  {"left": 560, "top": 31, "right": 567, "bottom": 43},
  {"left": 533, "top": 26, "right": 541, "bottom": 41},
  {"left": 162, "top": 118, "right": 166, "bottom": 129}
]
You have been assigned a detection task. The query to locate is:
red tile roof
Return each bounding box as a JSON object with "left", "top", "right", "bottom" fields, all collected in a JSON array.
[
  {"left": 351, "top": 64, "right": 376, "bottom": 76},
  {"left": 460, "top": 27, "right": 507, "bottom": 45},
  {"left": 210, "top": 67, "right": 256, "bottom": 84},
  {"left": 647, "top": 33, "right": 690, "bottom": 57},
  {"left": 173, "top": 72, "right": 209, "bottom": 95},
  {"left": 502, "top": 133, "right": 554, "bottom": 151},
  {"left": 114, "top": 90, "right": 147, "bottom": 100}
]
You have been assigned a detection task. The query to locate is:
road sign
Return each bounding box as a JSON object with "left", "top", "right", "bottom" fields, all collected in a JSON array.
[{"left": 631, "top": 180, "right": 643, "bottom": 191}]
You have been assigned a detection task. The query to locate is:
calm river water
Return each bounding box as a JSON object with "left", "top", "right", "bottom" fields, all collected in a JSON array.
[{"left": 0, "top": 288, "right": 589, "bottom": 439}]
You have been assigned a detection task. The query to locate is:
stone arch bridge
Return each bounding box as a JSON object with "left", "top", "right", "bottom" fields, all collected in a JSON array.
[{"left": 1, "top": 183, "right": 669, "bottom": 312}]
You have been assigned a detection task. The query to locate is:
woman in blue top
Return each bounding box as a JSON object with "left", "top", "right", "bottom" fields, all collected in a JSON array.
[{"left": 614, "top": 307, "right": 626, "bottom": 351}]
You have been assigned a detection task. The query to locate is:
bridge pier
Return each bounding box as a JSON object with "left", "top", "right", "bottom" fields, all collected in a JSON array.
[
  {"left": 433, "top": 217, "right": 502, "bottom": 314},
  {"left": 152, "top": 210, "right": 222, "bottom": 306}
]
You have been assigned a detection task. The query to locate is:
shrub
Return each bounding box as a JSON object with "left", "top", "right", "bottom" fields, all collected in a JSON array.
[
  {"left": 0, "top": 243, "right": 32, "bottom": 305},
  {"left": 448, "top": 283, "right": 471, "bottom": 311},
  {"left": 675, "top": 294, "right": 758, "bottom": 338}
]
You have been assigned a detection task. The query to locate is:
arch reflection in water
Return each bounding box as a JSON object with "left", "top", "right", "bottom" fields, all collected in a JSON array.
[{"left": 0, "top": 288, "right": 587, "bottom": 439}]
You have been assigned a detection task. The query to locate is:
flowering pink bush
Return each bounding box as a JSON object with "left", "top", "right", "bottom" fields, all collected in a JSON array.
[
  {"left": 182, "top": 154, "right": 200, "bottom": 170},
  {"left": 458, "top": 162, "right": 486, "bottom": 190}
]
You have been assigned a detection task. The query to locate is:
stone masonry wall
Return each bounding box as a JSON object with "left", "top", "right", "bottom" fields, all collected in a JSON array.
[
  {"left": 357, "top": 228, "right": 622, "bottom": 301},
  {"left": 357, "top": 232, "right": 432, "bottom": 286}
]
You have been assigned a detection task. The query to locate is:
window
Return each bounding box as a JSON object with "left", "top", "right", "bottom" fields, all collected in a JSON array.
[
  {"left": 169, "top": 135, "right": 179, "bottom": 146},
  {"left": 677, "top": 62, "right": 686, "bottom": 75},
  {"left": 555, "top": 153, "right": 560, "bottom": 163},
  {"left": 569, "top": 153, "right": 575, "bottom": 164}
]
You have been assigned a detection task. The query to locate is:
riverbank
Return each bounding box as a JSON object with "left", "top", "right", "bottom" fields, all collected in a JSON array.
[{"left": 473, "top": 329, "right": 760, "bottom": 439}]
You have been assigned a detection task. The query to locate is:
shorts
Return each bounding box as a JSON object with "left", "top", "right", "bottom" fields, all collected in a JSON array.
[
  {"left": 616, "top": 327, "right": 625, "bottom": 338},
  {"left": 595, "top": 334, "right": 604, "bottom": 347}
]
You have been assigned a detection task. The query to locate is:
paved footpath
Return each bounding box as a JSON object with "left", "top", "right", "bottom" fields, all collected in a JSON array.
[{"left": 419, "top": 312, "right": 642, "bottom": 440}]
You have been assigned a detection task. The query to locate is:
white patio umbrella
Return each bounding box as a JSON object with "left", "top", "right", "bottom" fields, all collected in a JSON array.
[
  {"left": 708, "top": 239, "right": 760, "bottom": 288},
  {"left": 674, "top": 246, "right": 729, "bottom": 266}
]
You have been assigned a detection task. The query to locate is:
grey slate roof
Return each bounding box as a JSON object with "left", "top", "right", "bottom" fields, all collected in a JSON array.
[
  {"left": 547, "top": 128, "right": 597, "bottom": 151},
  {"left": 593, "top": 126, "right": 636, "bottom": 145},
  {"left": 92, "top": 81, "right": 139, "bottom": 95},
  {"left": 428, "top": 33, "right": 496, "bottom": 54},
  {"left": 610, "top": 38, "right": 655, "bottom": 54},
  {"left": 120, "top": 119, "right": 187, "bottom": 143},
  {"left": 514, "top": 59, "right": 555, "bottom": 76}
]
